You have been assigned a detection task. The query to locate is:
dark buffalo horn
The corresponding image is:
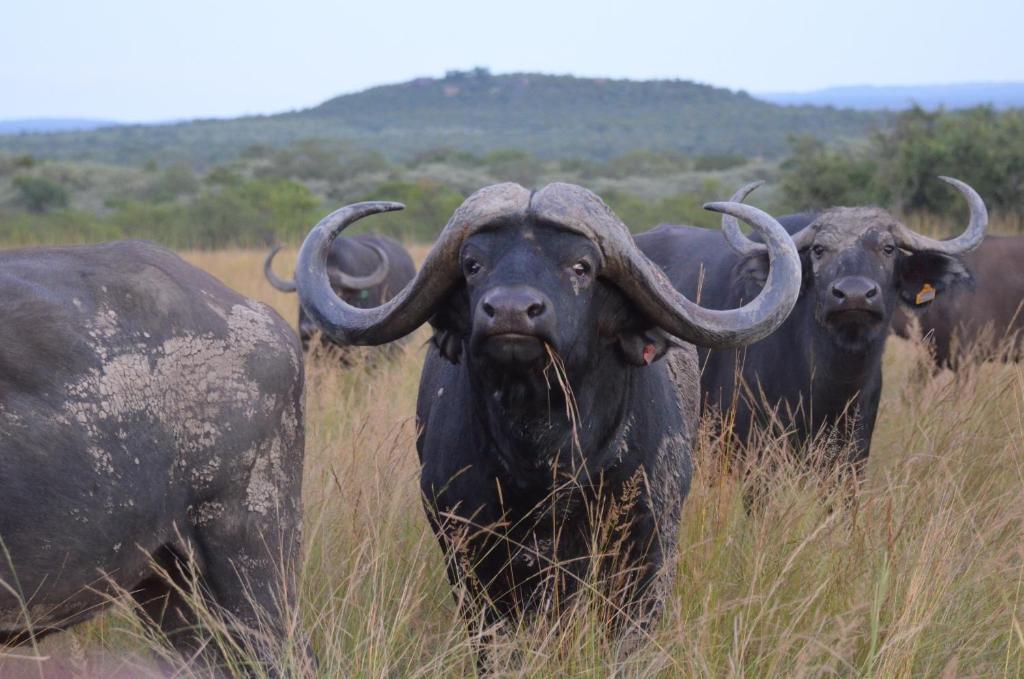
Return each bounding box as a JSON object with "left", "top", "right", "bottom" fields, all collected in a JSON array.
[
  {"left": 329, "top": 242, "right": 390, "bottom": 290},
  {"left": 529, "top": 183, "right": 801, "bottom": 348},
  {"left": 891, "top": 176, "right": 988, "bottom": 255},
  {"left": 720, "top": 180, "right": 816, "bottom": 255},
  {"left": 263, "top": 245, "right": 297, "bottom": 292},
  {"left": 295, "top": 184, "right": 531, "bottom": 346}
]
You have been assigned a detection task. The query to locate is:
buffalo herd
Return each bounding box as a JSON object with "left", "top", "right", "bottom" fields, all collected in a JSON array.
[{"left": 1, "top": 172, "right": 1011, "bottom": 669}]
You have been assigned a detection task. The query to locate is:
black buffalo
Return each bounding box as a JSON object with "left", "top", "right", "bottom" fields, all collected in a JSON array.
[
  {"left": 264, "top": 233, "right": 415, "bottom": 355},
  {"left": 638, "top": 177, "right": 987, "bottom": 470},
  {"left": 892, "top": 235, "right": 1024, "bottom": 367},
  {"left": 0, "top": 241, "right": 305, "bottom": 671},
  {"left": 294, "top": 183, "right": 801, "bottom": 647}
]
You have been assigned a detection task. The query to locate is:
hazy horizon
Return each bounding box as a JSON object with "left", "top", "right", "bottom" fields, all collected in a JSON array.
[
  {"left": 3, "top": 74, "right": 1024, "bottom": 126},
  {"left": 3, "top": 0, "right": 1022, "bottom": 121}
]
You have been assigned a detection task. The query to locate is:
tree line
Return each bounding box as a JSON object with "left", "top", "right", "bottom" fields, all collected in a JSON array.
[{"left": 0, "top": 106, "right": 1020, "bottom": 248}]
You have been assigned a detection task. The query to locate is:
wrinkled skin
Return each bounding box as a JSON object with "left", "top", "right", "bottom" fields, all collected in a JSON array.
[
  {"left": 892, "top": 235, "right": 1024, "bottom": 368},
  {"left": 418, "top": 221, "right": 697, "bottom": 646},
  {"left": 639, "top": 208, "right": 971, "bottom": 468},
  {"left": 0, "top": 241, "right": 306, "bottom": 672}
]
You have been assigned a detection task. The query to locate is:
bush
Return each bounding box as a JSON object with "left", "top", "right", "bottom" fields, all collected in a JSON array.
[
  {"left": 604, "top": 151, "right": 690, "bottom": 178},
  {"left": 12, "top": 175, "right": 69, "bottom": 212},
  {"left": 352, "top": 179, "right": 466, "bottom": 241},
  {"left": 141, "top": 163, "right": 200, "bottom": 202},
  {"left": 780, "top": 107, "right": 1024, "bottom": 219},
  {"left": 482, "top": 150, "right": 544, "bottom": 187},
  {"left": 0, "top": 209, "right": 119, "bottom": 245},
  {"left": 603, "top": 187, "right": 722, "bottom": 232},
  {"left": 693, "top": 153, "right": 747, "bottom": 172},
  {"left": 780, "top": 136, "right": 878, "bottom": 211}
]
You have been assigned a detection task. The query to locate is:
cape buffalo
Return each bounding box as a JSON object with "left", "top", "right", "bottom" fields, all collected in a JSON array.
[
  {"left": 294, "top": 183, "right": 801, "bottom": 649},
  {"left": 891, "top": 235, "right": 1024, "bottom": 367},
  {"left": 264, "top": 233, "right": 415, "bottom": 355},
  {"left": 638, "top": 177, "right": 987, "bottom": 470},
  {"left": 0, "top": 241, "right": 305, "bottom": 672}
]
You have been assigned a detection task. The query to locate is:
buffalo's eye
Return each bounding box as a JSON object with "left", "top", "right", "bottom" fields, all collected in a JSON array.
[
  {"left": 883, "top": 244, "right": 896, "bottom": 255},
  {"left": 464, "top": 258, "right": 482, "bottom": 276},
  {"left": 812, "top": 244, "right": 826, "bottom": 258},
  {"left": 571, "top": 260, "right": 591, "bottom": 277}
]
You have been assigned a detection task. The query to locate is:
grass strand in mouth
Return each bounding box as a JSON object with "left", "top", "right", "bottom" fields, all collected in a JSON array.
[{"left": 544, "top": 343, "right": 582, "bottom": 456}]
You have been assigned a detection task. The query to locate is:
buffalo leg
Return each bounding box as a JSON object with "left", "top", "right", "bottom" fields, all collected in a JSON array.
[
  {"left": 192, "top": 507, "right": 306, "bottom": 677},
  {"left": 131, "top": 545, "right": 208, "bottom": 667}
]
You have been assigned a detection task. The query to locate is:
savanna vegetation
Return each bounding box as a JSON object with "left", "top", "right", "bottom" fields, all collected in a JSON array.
[
  {"left": 0, "top": 70, "right": 881, "bottom": 165},
  {"left": 1, "top": 83, "right": 1023, "bottom": 676},
  {"left": 1, "top": 104, "right": 1021, "bottom": 251},
  {"left": 781, "top": 106, "right": 1024, "bottom": 230},
  {"left": 2, "top": 247, "right": 1023, "bottom": 677}
]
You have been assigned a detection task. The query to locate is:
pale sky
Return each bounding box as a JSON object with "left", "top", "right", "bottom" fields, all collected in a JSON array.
[{"left": 2, "top": 0, "right": 1021, "bottom": 121}]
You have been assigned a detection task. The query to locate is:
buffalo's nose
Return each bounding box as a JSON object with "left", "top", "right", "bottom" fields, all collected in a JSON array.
[
  {"left": 478, "top": 286, "right": 551, "bottom": 332},
  {"left": 831, "top": 276, "right": 880, "bottom": 305}
]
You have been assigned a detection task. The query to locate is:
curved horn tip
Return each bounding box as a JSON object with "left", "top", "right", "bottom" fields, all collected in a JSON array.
[
  {"left": 730, "top": 180, "right": 765, "bottom": 202},
  {"left": 702, "top": 201, "right": 733, "bottom": 214},
  {"left": 936, "top": 175, "right": 986, "bottom": 202},
  {"left": 319, "top": 201, "right": 406, "bottom": 228}
]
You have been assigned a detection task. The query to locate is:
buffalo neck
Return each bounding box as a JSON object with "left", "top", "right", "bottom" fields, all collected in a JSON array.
[
  {"left": 802, "top": 304, "right": 888, "bottom": 412},
  {"left": 465, "top": 344, "right": 635, "bottom": 488}
]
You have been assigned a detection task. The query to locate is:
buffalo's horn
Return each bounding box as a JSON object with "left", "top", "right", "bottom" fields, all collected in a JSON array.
[
  {"left": 263, "top": 245, "right": 297, "bottom": 293},
  {"left": 891, "top": 176, "right": 988, "bottom": 255},
  {"left": 720, "top": 181, "right": 816, "bottom": 255},
  {"left": 529, "top": 183, "right": 801, "bottom": 348},
  {"left": 330, "top": 242, "right": 391, "bottom": 290},
  {"left": 720, "top": 180, "right": 767, "bottom": 256},
  {"left": 295, "top": 184, "right": 531, "bottom": 346},
  {"left": 296, "top": 183, "right": 801, "bottom": 350}
]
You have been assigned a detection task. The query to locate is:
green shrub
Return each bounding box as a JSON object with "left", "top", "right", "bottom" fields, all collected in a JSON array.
[{"left": 12, "top": 175, "right": 69, "bottom": 212}]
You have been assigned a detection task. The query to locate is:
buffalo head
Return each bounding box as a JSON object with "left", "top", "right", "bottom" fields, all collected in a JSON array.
[
  {"left": 719, "top": 177, "right": 986, "bottom": 352},
  {"left": 294, "top": 183, "right": 804, "bottom": 369}
]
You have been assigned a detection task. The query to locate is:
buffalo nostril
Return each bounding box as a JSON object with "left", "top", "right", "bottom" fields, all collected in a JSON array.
[
  {"left": 526, "top": 302, "right": 545, "bottom": 318},
  {"left": 865, "top": 286, "right": 878, "bottom": 299},
  {"left": 832, "top": 286, "right": 846, "bottom": 300},
  {"left": 482, "top": 302, "right": 496, "bottom": 318}
]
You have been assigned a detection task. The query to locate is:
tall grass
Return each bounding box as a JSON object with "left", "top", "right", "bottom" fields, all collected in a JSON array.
[{"left": 2, "top": 248, "right": 1023, "bottom": 677}]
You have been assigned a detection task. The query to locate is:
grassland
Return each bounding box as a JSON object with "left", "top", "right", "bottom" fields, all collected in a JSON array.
[{"left": 2, "top": 246, "right": 1023, "bottom": 678}]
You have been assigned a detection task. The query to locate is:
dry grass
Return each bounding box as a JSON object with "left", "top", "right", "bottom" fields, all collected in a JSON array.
[{"left": 3, "top": 246, "right": 1024, "bottom": 677}]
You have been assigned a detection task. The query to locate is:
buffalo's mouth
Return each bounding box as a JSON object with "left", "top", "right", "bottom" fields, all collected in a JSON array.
[
  {"left": 480, "top": 332, "right": 548, "bottom": 365},
  {"left": 825, "top": 308, "right": 885, "bottom": 326}
]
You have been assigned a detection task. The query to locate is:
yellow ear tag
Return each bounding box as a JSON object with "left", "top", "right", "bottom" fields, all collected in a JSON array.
[{"left": 915, "top": 282, "right": 936, "bottom": 305}]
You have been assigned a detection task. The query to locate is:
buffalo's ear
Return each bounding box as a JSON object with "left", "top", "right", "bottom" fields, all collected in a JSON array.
[
  {"left": 598, "top": 287, "right": 675, "bottom": 366},
  {"left": 428, "top": 286, "right": 470, "bottom": 364},
  {"left": 617, "top": 327, "right": 674, "bottom": 367},
  {"left": 731, "top": 252, "right": 812, "bottom": 301},
  {"left": 896, "top": 251, "right": 974, "bottom": 307},
  {"left": 735, "top": 253, "right": 769, "bottom": 290}
]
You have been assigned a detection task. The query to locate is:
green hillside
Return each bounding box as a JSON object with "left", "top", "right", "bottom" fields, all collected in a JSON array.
[{"left": 0, "top": 70, "right": 884, "bottom": 167}]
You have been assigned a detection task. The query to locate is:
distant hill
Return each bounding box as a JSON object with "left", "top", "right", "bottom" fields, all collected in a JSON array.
[
  {"left": 0, "top": 70, "right": 883, "bottom": 167},
  {"left": 0, "top": 118, "right": 121, "bottom": 134},
  {"left": 758, "top": 82, "right": 1024, "bottom": 111}
]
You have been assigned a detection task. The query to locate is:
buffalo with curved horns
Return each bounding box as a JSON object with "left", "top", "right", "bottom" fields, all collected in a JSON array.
[
  {"left": 295, "top": 183, "right": 801, "bottom": 648},
  {"left": 891, "top": 235, "right": 1024, "bottom": 368},
  {"left": 638, "top": 177, "right": 987, "bottom": 471},
  {"left": 264, "top": 233, "right": 415, "bottom": 355},
  {"left": 0, "top": 241, "right": 306, "bottom": 672}
]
